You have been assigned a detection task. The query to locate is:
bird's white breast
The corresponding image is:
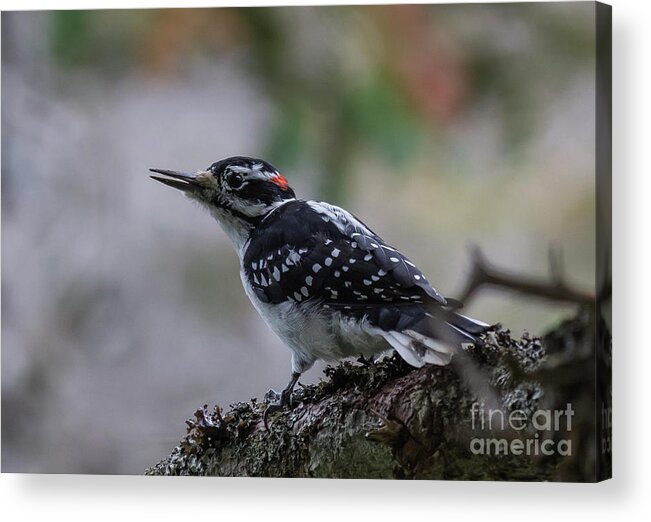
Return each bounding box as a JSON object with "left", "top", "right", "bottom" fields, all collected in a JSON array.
[{"left": 239, "top": 267, "right": 387, "bottom": 370}]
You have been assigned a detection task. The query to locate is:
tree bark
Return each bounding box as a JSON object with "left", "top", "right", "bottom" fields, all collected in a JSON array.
[{"left": 146, "top": 312, "right": 596, "bottom": 480}]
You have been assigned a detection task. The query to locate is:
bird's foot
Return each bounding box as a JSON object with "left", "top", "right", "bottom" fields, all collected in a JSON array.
[
  {"left": 262, "top": 387, "right": 294, "bottom": 431},
  {"left": 262, "top": 372, "right": 301, "bottom": 431}
]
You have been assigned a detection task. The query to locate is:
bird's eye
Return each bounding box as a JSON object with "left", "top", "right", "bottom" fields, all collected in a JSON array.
[{"left": 226, "top": 172, "right": 244, "bottom": 189}]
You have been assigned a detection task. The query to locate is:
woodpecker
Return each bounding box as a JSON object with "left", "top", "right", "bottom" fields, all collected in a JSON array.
[{"left": 150, "top": 156, "right": 489, "bottom": 426}]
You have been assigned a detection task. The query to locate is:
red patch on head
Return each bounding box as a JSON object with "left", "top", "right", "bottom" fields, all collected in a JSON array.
[{"left": 270, "top": 174, "right": 289, "bottom": 191}]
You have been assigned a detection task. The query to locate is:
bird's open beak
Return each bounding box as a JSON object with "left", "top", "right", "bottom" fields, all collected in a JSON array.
[{"left": 149, "top": 168, "right": 200, "bottom": 192}]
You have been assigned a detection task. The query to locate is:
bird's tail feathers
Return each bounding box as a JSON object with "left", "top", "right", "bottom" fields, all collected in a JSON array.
[
  {"left": 381, "top": 328, "right": 455, "bottom": 368},
  {"left": 382, "top": 310, "right": 491, "bottom": 368},
  {"left": 382, "top": 330, "right": 451, "bottom": 368}
]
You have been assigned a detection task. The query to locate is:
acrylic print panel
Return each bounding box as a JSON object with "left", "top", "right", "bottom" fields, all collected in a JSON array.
[{"left": 1, "top": 2, "right": 611, "bottom": 480}]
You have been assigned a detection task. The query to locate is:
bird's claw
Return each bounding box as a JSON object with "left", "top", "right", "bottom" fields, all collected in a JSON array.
[
  {"left": 263, "top": 388, "right": 281, "bottom": 404},
  {"left": 262, "top": 372, "right": 301, "bottom": 431},
  {"left": 262, "top": 388, "right": 293, "bottom": 431}
]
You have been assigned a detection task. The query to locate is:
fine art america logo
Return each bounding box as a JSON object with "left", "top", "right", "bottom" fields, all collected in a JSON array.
[{"left": 469, "top": 402, "right": 574, "bottom": 457}]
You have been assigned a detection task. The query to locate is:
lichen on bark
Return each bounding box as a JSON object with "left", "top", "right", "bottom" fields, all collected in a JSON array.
[{"left": 147, "top": 314, "right": 599, "bottom": 480}]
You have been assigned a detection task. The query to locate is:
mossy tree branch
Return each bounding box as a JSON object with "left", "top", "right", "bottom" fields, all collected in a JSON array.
[{"left": 146, "top": 313, "right": 597, "bottom": 480}]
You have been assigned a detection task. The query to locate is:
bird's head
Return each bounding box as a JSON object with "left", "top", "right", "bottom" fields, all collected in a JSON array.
[{"left": 151, "top": 156, "right": 295, "bottom": 248}]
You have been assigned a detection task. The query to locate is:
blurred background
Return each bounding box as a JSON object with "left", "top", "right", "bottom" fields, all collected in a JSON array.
[{"left": 2, "top": 3, "right": 596, "bottom": 474}]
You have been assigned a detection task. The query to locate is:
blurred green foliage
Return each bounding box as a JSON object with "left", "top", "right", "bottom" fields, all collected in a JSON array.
[
  {"left": 48, "top": 4, "right": 595, "bottom": 200},
  {"left": 345, "top": 77, "right": 424, "bottom": 166},
  {"left": 52, "top": 10, "right": 91, "bottom": 66}
]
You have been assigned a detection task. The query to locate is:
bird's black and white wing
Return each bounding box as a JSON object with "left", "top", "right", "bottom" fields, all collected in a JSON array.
[{"left": 242, "top": 200, "right": 488, "bottom": 366}]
